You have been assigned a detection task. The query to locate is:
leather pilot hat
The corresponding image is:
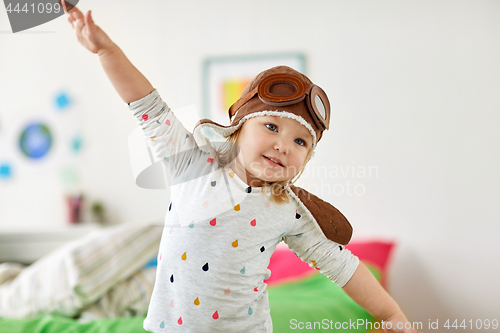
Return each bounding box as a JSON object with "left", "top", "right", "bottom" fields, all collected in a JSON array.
[{"left": 192, "top": 66, "right": 331, "bottom": 155}]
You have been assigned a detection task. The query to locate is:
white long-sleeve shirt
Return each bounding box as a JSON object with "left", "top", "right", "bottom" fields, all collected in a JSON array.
[{"left": 129, "top": 89, "right": 359, "bottom": 333}]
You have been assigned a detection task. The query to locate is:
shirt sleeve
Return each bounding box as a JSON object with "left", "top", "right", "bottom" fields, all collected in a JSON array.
[
  {"left": 283, "top": 215, "right": 359, "bottom": 288},
  {"left": 128, "top": 89, "right": 198, "bottom": 178}
]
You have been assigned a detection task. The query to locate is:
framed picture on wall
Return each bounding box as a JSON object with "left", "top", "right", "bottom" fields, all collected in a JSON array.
[{"left": 202, "top": 53, "right": 306, "bottom": 129}]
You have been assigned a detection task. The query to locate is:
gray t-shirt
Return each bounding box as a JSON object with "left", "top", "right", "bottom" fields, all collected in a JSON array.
[{"left": 129, "top": 89, "right": 359, "bottom": 333}]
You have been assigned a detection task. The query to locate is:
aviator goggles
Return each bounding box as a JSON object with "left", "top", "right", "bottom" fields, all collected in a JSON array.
[{"left": 229, "top": 73, "right": 331, "bottom": 131}]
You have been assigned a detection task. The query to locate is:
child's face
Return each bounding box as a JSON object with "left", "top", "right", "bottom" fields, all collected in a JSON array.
[{"left": 235, "top": 115, "right": 313, "bottom": 187}]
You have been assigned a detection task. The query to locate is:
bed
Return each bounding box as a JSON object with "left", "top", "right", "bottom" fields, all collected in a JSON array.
[{"left": 0, "top": 223, "right": 393, "bottom": 333}]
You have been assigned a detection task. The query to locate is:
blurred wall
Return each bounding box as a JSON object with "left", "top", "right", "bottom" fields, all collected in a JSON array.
[{"left": 1, "top": 0, "right": 499, "bottom": 327}]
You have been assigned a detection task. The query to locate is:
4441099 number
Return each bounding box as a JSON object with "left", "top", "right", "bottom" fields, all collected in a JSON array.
[{"left": 443, "top": 319, "right": 498, "bottom": 330}]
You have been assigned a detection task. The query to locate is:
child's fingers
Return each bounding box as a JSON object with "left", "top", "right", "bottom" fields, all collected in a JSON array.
[
  {"left": 71, "top": 8, "right": 84, "bottom": 23},
  {"left": 74, "top": 19, "right": 84, "bottom": 31},
  {"left": 60, "top": 0, "right": 68, "bottom": 13},
  {"left": 67, "top": 10, "right": 78, "bottom": 25},
  {"left": 61, "top": 0, "right": 79, "bottom": 15},
  {"left": 63, "top": 2, "right": 83, "bottom": 25},
  {"left": 69, "top": 16, "right": 86, "bottom": 42},
  {"left": 84, "top": 10, "right": 96, "bottom": 34}
]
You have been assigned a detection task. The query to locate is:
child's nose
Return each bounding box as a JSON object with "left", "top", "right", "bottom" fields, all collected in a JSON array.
[{"left": 273, "top": 137, "right": 290, "bottom": 154}]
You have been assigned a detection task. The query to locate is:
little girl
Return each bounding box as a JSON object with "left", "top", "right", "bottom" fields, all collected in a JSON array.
[{"left": 65, "top": 5, "right": 421, "bottom": 333}]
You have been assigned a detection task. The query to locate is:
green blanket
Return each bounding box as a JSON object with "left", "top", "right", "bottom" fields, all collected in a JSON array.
[
  {"left": 0, "top": 266, "right": 379, "bottom": 333},
  {"left": 269, "top": 272, "right": 376, "bottom": 332}
]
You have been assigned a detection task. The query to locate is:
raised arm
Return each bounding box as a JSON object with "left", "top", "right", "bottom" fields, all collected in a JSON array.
[
  {"left": 64, "top": 5, "right": 153, "bottom": 104},
  {"left": 342, "top": 262, "right": 421, "bottom": 333}
]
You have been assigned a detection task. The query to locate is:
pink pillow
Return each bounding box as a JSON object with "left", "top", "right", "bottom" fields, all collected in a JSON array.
[{"left": 265, "top": 246, "right": 316, "bottom": 286}]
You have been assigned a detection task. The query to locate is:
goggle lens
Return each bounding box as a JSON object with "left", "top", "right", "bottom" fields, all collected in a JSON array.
[
  {"left": 314, "top": 94, "right": 326, "bottom": 120},
  {"left": 259, "top": 74, "right": 307, "bottom": 106}
]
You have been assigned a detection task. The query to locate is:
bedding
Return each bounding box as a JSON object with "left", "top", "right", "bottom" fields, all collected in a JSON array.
[
  {"left": 0, "top": 223, "right": 162, "bottom": 318},
  {"left": 0, "top": 223, "right": 394, "bottom": 333}
]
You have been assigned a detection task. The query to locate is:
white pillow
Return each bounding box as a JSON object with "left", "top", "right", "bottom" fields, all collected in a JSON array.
[{"left": 0, "top": 223, "right": 161, "bottom": 318}]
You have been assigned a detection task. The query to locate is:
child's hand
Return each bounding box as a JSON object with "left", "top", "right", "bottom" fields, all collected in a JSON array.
[
  {"left": 383, "top": 313, "right": 422, "bottom": 333},
  {"left": 61, "top": 1, "right": 154, "bottom": 103},
  {"left": 63, "top": 3, "right": 114, "bottom": 54}
]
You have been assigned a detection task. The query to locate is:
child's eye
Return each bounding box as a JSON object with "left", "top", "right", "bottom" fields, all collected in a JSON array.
[
  {"left": 266, "top": 124, "right": 277, "bottom": 132},
  {"left": 295, "top": 138, "right": 305, "bottom": 146}
]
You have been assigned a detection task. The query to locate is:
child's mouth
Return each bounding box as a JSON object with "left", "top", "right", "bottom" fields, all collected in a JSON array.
[{"left": 263, "top": 156, "right": 284, "bottom": 167}]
